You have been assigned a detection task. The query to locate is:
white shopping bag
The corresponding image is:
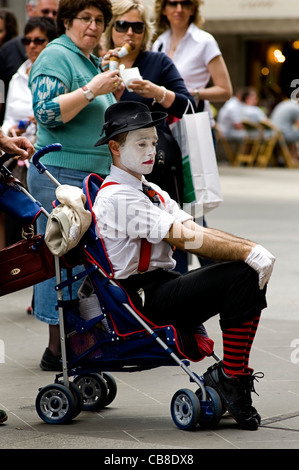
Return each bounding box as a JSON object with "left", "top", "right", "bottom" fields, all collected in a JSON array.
[{"left": 170, "top": 109, "right": 223, "bottom": 214}]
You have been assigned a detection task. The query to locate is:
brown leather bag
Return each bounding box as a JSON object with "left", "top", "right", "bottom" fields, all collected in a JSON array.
[{"left": 0, "top": 233, "right": 55, "bottom": 296}]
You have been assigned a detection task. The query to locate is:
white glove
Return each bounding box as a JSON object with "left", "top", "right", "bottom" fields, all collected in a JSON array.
[{"left": 245, "top": 244, "right": 275, "bottom": 290}]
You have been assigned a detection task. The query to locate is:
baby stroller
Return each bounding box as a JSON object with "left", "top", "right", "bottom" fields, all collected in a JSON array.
[{"left": 0, "top": 144, "right": 223, "bottom": 431}]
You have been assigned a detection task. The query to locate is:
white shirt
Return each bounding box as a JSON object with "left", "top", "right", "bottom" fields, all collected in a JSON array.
[
  {"left": 152, "top": 24, "right": 221, "bottom": 125},
  {"left": 270, "top": 100, "right": 299, "bottom": 141},
  {"left": 217, "top": 97, "right": 267, "bottom": 138},
  {"left": 2, "top": 59, "right": 36, "bottom": 141},
  {"left": 271, "top": 100, "right": 299, "bottom": 130},
  {"left": 241, "top": 105, "right": 267, "bottom": 123},
  {"left": 217, "top": 97, "right": 246, "bottom": 137},
  {"left": 93, "top": 166, "right": 192, "bottom": 279}
]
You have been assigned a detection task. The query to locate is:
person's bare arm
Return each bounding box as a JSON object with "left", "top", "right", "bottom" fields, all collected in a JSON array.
[
  {"left": 128, "top": 80, "right": 176, "bottom": 109},
  {"left": 165, "top": 219, "right": 254, "bottom": 261},
  {"left": 193, "top": 55, "right": 232, "bottom": 103},
  {"left": 58, "top": 70, "right": 122, "bottom": 123},
  {"left": 163, "top": 219, "right": 275, "bottom": 289}
]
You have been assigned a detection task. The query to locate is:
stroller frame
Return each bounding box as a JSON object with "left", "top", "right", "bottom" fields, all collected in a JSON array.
[{"left": 0, "top": 144, "right": 222, "bottom": 431}]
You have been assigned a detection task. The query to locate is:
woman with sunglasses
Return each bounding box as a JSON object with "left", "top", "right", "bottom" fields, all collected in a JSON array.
[
  {"left": 153, "top": 0, "right": 232, "bottom": 268},
  {"left": 2, "top": 17, "right": 57, "bottom": 142},
  {"left": 26, "top": 0, "right": 123, "bottom": 372},
  {"left": 103, "top": 0, "right": 195, "bottom": 209},
  {"left": 152, "top": 0, "right": 232, "bottom": 121}
]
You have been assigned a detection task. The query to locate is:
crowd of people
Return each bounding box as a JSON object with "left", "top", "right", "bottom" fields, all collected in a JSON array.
[
  {"left": 217, "top": 85, "right": 299, "bottom": 163},
  {"left": 0, "top": 0, "right": 278, "bottom": 430}
]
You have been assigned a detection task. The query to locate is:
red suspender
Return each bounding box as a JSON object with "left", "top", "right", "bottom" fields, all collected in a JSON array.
[{"left": 137, "top": 238, "right": 152, "bottom": 273}]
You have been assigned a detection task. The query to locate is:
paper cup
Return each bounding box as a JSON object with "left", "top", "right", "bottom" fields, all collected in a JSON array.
[{"left": 120, "top": 67, "right": 142, "bottom": 91}]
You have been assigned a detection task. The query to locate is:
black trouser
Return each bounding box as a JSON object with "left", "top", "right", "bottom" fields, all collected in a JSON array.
[{"left": 118, "top": 262, "right": 267, "bottom": 332}]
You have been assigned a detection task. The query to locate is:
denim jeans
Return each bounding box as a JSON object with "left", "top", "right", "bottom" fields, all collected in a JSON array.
[{"left": 27, "top": 164, "right": 106, "bottom": 324}]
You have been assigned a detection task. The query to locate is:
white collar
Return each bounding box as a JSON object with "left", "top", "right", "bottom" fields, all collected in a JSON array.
[
  {"left": 16, "top": 59, "right": 33, "bottom": 78},
  {"left": 109, "top": 165, "right": 144, "bottom": 191}
]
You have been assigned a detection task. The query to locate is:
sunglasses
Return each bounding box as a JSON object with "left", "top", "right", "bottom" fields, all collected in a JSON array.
[
  {"left": 166, "top": 0, "right": 194, "bottom": 7},
  {"left": 113, "top": 20, "right": 145, "bottom": 34},
  {"left": 41, "top": 8, "right": 57, "bottom": 16},
  {"left": 21, "top": 37, "right": 47, "bottom": 46}
]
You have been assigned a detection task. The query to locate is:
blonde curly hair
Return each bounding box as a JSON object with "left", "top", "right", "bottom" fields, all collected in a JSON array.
[
  {"left": 103, "top": 0, "right": 154, "bottom": 52},
  {"left": 154, "top": 0, "right": 204, "bottom": 36}
]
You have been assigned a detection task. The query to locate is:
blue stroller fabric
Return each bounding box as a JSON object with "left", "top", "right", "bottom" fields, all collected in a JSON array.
[{"left": 0, "top": 178, "right": 42, "bottom": 226}]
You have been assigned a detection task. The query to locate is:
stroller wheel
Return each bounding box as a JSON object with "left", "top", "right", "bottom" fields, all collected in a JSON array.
[
  {"left": 68, "top": 382, "right": 84, "bottom": 419},
  {"left": 195, "top": 385, "right": 223, "bottom": 428},
  {"left": 74, "top": 373, "right": 108, "bottom": 411},
  {"left": 101, "top": 372, "right": 117, "bottom": 407},
  {"left": 35, "top": 383, "right": 76, "bottom": 424},
  {"left": 170, "top": 388, "right": 200, "bottom": 431}
]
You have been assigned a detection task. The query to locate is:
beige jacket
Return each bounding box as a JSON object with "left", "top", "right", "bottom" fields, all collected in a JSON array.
[{"left": 45, "top": 185, "right": 92, "bottom": 256}]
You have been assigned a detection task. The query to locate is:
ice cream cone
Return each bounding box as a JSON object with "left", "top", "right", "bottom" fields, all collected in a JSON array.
[
  {"left": 109, "top": 56, "right": 120, "bottom": 71},
  {"left": 118, "top": 43, "right": 133, "bottom": 58}
]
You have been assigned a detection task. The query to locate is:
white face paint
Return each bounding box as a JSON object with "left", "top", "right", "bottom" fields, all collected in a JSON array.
[{"left": 119, "top": 127, "right": 158, "bottom": 177}]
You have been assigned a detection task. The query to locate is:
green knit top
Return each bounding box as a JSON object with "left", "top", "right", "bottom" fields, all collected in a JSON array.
[{"left": 29, "top": 34, "right": 116, "bottom": 175}]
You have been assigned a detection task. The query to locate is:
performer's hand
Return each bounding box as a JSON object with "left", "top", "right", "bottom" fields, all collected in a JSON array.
[{"left": 245, "top": 244, "right": 275, "bottom": 289}]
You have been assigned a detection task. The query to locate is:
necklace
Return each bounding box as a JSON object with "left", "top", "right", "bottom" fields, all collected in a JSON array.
[
  {"left": 168, "top": 30, "right": 185, "bottom": 57},
  {"left": 168, "top": 40, "right": 179, "bottom": 58}
]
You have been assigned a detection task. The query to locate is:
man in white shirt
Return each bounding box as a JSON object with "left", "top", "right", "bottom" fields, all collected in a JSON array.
[
  {"left": 218, "top": 87, "right": 267, "bottom": 140},
  {"left": 271, "top": 99, "right": 299, "bottom": 143},
  {"left": 217, "top": 92, "right": 246, "bottom": 139},
  {"left": 93, "top": 101, "right": 275, "bottom": 431}
]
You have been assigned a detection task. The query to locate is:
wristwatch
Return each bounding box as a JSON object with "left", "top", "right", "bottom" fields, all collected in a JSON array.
[
  {"left": 81, "top": 85, "right": 95, "bottom": 102},
  {"left": 194, "top": 88, "right": 200, "bottom": 101}
]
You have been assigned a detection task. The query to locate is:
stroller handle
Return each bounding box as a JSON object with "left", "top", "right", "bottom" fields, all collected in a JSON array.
[
  {"left": 32, "top": 143, "right": 62, "bottom": 173},
  {"left": 0, "top": 152, "right": 18, "bottom": 167}
]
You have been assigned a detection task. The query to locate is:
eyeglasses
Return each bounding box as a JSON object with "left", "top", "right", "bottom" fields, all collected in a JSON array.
[
  {"left": 165, "top": 0, "right": 194, "bottom": 8},
  {"left": 74, "top": 16, "right": 104, "bottom": 27},
  {"left": 21, "top": 37, "right": 47, "bottom": 46},
  {"left": 41, "top": 9, "right": 57, "bottom": 16},
  {"left": 113, "top": 21, "right": 145, "bottom": 34}
]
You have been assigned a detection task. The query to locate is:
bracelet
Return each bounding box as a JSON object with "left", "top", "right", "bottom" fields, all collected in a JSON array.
[{"left": 152, "top": 86, "right": 167, "bottom": 106}]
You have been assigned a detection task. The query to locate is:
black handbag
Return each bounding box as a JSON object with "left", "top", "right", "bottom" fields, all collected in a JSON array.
[{"left": 150, "top": 125, "right": 184, "bottom": 205}]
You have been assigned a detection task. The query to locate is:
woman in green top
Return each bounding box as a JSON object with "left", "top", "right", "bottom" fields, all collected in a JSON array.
[{"left": 27, "top": 0, "right": 122, "bottom": 371}]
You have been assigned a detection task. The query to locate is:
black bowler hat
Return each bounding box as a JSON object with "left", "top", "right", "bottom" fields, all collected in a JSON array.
[{"left": 94, "top": 101, "right": 167, "bottom": 146}]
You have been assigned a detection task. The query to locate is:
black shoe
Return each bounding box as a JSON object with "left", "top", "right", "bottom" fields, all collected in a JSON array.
[
  {"left": 203, "top": 362, "right": 259, "bottom": 430},
  {"left": 40, "top": 348, "right": 62, "bottom": 371},
  {"left": 239, "top": 369, "right": 264, "bottom": 425},
  {"left": 0, "top": 409, "right": 7, "bottom": 424}
]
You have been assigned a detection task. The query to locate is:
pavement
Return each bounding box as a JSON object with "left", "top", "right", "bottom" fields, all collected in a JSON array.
[{"left": 1, "top": 164, "right": 299, "bottom": 453}]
